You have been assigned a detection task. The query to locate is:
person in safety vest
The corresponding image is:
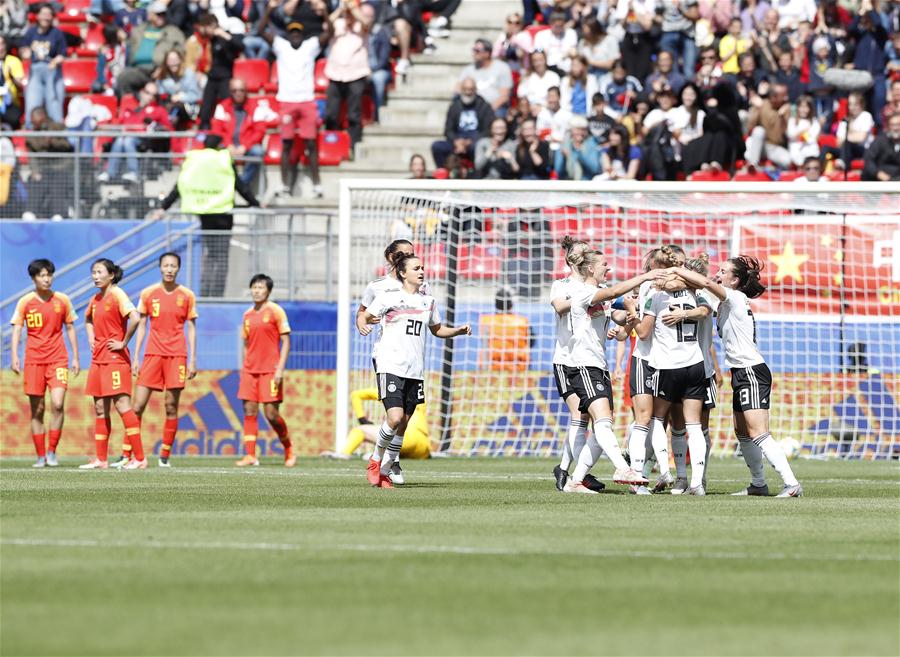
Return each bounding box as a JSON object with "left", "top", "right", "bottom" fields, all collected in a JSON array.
[{"left": 154, "top": 133, "right": 260, "bottom": 297}]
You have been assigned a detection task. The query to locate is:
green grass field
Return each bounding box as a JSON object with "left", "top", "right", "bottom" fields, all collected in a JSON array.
[{"left": 1, "top": 457, "right": 898, "bottom": 657}]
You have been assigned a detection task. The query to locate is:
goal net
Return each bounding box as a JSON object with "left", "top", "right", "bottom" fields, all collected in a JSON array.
[{"left": 337, "top": 181, "right": 900, "bottom": 461}]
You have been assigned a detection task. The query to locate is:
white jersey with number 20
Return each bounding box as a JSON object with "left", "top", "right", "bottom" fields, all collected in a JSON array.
[{"left": 366, "top": 289, "right": 441, "bottom": 380}]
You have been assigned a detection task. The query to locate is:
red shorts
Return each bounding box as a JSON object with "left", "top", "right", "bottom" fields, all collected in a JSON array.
[
  {"left": 85, "top": 362, "right": 132, "bottom": 398},
  {"left": 23, "top": 362, "right": 69, "bottom": 396},
  {"left": 137, "top": 355, "right": 187, "bottom": 391},
  {"left": 279, "top": 101, "right": 319, "bottom": 141},
  {"left": 238, "top": 370, "right": 283, "bottom": 403}
]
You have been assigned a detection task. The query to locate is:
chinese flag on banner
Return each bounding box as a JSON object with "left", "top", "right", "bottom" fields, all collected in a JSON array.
[{"left": 735, "top": 217, "right": 899, "bottom": 317}]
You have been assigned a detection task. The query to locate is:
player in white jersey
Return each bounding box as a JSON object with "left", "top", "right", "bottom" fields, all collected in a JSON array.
[
  {"left": 675, "top": 255, "right": 802, "bottom": 498},
  {"left": 550, "top": 237, "right": 605, "bottom": 493},
  {"left": 661, "top": 254, "right": 723, "bottom": 494},
  {"left": 361, "top": 252, "right": 470, "bottom": 488},
  {"left": 557, "top": 249, "right": 665, "bottom": 493},
  {"left": 625, "top": 245, "right": 686, "bottom": 493},
  {"left": 356, "top": 239, "right": 427, "bottom": 484},
  {"left": 637, "top": 277, "right": 709, "bottom": 494}
]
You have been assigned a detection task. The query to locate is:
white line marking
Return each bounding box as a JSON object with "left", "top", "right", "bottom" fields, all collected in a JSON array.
[{"left": 2, "top": 537, "right": 895, "bottom": 563}]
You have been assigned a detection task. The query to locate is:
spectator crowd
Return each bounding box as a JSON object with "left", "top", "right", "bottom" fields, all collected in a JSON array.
[{"left": 427, "top": 0, "right": 900, "bottom": 182}]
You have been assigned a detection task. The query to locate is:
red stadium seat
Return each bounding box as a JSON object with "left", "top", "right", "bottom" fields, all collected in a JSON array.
[
  {"left": 526, "top": 24, "right": 549, "bottom": 39},
  {"left": 264, "top": 61, "right": 279, "bottom": 92},
  {"left": 60, "top": 0, "right": 90, "bottom": 21},
  {"left": 62, "top": 59, "right": 97, "bottom": 94},
  {"left": 118, "top": 93, "right": 139, "bottom": 118},
  {"left": 76, "top": 22, "right": 105, "bottom": 56},
  {"left": 233, "top": 59, "right": 269, "bottom": 93},
  {"left": 818, "top": 135, "right": 838, "bottom": 149},
  {"left": 732, "top": 170, "right": 772, "bottom": 182},
  {"left": 688, "top": 169, "right": 730, "bottom": 182},
  {"left": 457, "top": 244, "right": 503, "bottom": 280},
  {"left": 432, "top": 167, "right": 449, "bottom": 179},
  {"left": 850, "top": 159, "right": 864, "bottom": 171},
  {"left": 58, "top": 23, "right": 83, "bottom": 49},
  {"left": 846, "top": 170, "right": 862, "bottom": 181},
  {"left": 317, "top": 130, "right": 351, "bottom": 166},
  {"left": 314, "top": 58, "right": 329, "bottom": 94},
  {"left": 361, "top": 94, "right": 375, "bottom": 126},
  {"left": 778, "top": 170, "right": 804, "bottom": 181}
]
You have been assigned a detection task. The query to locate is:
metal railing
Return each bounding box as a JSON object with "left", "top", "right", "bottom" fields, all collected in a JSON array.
[{"left": 1, "top": 130, "right": 266, "bottom": 220}]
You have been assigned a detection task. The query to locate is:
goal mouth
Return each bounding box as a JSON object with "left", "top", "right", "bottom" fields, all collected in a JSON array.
[{"left": 337, "top": 181, "right": 900, "bottom": 461}]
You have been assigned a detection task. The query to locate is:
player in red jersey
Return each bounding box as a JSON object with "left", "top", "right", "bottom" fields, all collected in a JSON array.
[
  {"left": 79, "top": 258, "right": 145, "bottom": 470},
  {"left": 236, "top": 274, "right": 294, "bottom": 467},
  {"left": 132, "top": 252, "right": 198, "bottom": 467},
  {"left": 10, "top": 259, "right": 80, "bottom": 468}
]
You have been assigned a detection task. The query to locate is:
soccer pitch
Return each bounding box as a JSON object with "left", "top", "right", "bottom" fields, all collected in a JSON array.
[{"left": 2, "top": 458, "right": 898, "bottom": 656}]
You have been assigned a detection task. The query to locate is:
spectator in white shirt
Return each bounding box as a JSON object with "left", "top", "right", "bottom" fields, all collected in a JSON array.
[
  {"left": 786, "top": 94, "right": 820, "bottom": 166},
  {"left": 826, "top": 91, "right": 875, "bottom": 170},
  {"left": 517, "top": 50, "right": 561, "bottom": 113},
  {"left": 536, "top": 86, "right": 572, "bottom": 150},
  {"left": 771, "top": 0, "right": 816, "bottom": 30},
  {"left": 532, "top": 10, "right": 578, "bottom": 74}
]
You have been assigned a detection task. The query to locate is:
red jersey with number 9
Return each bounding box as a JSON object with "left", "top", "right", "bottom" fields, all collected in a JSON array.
[
  {"left": 242, "top": 301, "right": 291, "bottom": 373},
  {"left": 137, "top": 283, "right": 198, "bottom": 357},
  {"left": 86, "top": 286, "right": 136, "bottom": 365},
  {"left": 10, "top": 292, "right": 77, "bottom": 364}
]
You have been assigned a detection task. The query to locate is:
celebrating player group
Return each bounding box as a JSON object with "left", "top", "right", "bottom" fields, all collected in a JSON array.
[
  {"left": 550, "top": 237, "right": 802, "bottom": 498},
  {"left": 11, "top": 254, "right": 295, "bottom": 470}
]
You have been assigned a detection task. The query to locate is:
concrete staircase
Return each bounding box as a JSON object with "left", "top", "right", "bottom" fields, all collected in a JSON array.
[{"left": 265, "top": 0, "right": 520, "bottom": 209}]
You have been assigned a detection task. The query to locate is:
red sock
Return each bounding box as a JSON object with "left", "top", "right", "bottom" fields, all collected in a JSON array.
[
  {"left": 122, "top": 410, "right": 144, "bottom": 461},
  {"left": 161, "top": 418, "right": 178, "bottom": 458},
  {"left": 95, "top": 417, "right": 110, "bottom": 462},
  {"left": 32, "top": 433, "right": 46, "bottom": 458},
  {"left": 243, "top": 415, "right": 258, "bottom": 456},
  {"left": 270, "top": 416, "right": 291, "bottom": 448},
  {"left": 48, "top": 429, "right": 62, "bottom": 453}
]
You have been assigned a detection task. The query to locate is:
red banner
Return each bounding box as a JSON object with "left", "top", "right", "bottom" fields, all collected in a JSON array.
[{"left": 735, "top": 217, "right": 899, "bottom": 316}]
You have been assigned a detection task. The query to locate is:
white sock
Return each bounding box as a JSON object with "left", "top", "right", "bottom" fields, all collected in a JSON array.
[
  {"left": 561, "top": 419, "right": 587, "bottom": 472},
  {"left": 738, "top": 435, "right": 766, "bottom": 487},
  {"left": 372, "top": 422, "right": 395, "bottom": 461},
  {"left": 594, "top": 418, "right": 629, "bottom": 471},
  {"left": 650, "top": 417, "right": 670, "bottom": 475},
  {"left": 671, "top": 428, "right": 687, "bottom": 479},
  {"left": 380, "top": 433, "right": 404, "bottom": 475},
  {"left": 571, "top": 432, "right": 601, "bottom": 483},
  {"left": 642, "top": 428, "right": 654, "bottom": 478},
  {"left": 755, "top": 433, "right": 799, "bottom": 487},
  {"left": 627, "top": 424, "right": 648, "bottom": 474},
  {"left": 686, "top": 423, "right": 706, "bottom": 488}
]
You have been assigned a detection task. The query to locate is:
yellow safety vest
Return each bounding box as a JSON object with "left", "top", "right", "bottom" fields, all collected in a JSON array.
[{"left": 177, "top": 148, "right": 236, "bottom": 215}]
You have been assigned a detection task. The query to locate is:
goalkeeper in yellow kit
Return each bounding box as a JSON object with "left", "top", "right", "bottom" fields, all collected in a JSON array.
[{"left": 322, "top": 388, "right": 431, "bottom": 460}]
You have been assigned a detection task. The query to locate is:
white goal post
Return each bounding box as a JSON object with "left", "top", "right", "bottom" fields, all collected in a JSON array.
[{"left": 337, "top": 180, "right": 900, "bottom": 460}]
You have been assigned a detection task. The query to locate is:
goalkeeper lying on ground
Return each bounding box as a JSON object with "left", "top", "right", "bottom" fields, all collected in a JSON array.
[{"left": 321, "top": 388, "right": 431, "bottom": 460}]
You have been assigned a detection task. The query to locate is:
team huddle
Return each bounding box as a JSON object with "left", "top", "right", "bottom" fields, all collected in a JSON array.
[
  {"left": 550, "top": 238, "right": 802, "bottom": 497},
  {"left": 10, "top": 255, "right": 295, "bottom": 469}
]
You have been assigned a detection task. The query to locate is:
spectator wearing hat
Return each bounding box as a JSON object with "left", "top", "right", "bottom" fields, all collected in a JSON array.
[
  {"left": 553, "top": 114, "right": 601, "bottom": 180},
  {"left": 19, "top": 4, "right": 66, "bottom": 127},
  {"left": 258, "top": 0, "right": 333, "bottom": 199},
  {"left": 117, "top": 1, "right": 185, "bottom": 98},
  {"left": 324, "top": 0, "right": 372, "bottom": 149},
  {"left": 533, "top": 10, "right": 578, "bottom": 74},
  {"left": 456, "top": 38, "right": 513, "bottom": 117},
  {"left": 432, "top": 77, "right": 494, "bottom": 168}
]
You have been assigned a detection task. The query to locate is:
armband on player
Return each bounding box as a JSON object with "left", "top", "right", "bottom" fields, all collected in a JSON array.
[{"left": 358, "top": 417, "right": 373, "bottom": 425}]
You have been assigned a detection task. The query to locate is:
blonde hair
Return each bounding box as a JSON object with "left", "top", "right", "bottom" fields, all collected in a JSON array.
[
  {"left": 561, "top": 235, "right": 591, "bottom": 269},
  {"left": 568, "top": 249, "right": 603, "bottom": 279},
  {"left": 644, "top": 244, "right": 684, "bottom": 271},
  {"left": 685, "top": 252, "right": 710, "bottom": 276}
]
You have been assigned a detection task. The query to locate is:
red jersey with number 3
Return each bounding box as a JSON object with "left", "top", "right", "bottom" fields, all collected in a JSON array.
[
  {"left": 137, "top": 284, "right": 198, "bottom": 357},
  {"left": 10, "top": 292, "right": 77, "bottom": 364},
  {"left": 242, "top": 301, "right": 290, "bottom": 373},
  {"left": 86, "top": 286, "right": 136, "bottom": 365}
]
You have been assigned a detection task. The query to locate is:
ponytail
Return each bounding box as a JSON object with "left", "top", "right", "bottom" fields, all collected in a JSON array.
[
  {"left": 384, "top": 239, "right": 413, "bottom": 265},
  {"left": 728, "top": 255, "right": 766, "bottom": 298},
  {"left": 561, "top": 235, "right": 590, "bottom": 269},
  {"left": 685, "top": 252, "right": 710, "bottom": 276},
  {"left": 92, "top": 258, "right": 124, "bottom": 284}
]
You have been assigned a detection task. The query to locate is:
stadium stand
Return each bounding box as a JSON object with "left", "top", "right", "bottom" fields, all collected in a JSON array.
[{"left": 0, "top": 0, "right": 897, "bottom": 218}]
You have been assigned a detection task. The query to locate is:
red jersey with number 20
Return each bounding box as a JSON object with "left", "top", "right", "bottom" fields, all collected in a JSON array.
[
  {"left": 242, "top": 302, "right": 291, "bottom": 373},
  {"left": 10, "top": 292, "right": 77, "bottom": 364},
  {"left": 86, "top": 286, "right": 136, "bottom": 365},
  {"left": 137, "top": 284, "right": 198, "bottom": 357}
]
